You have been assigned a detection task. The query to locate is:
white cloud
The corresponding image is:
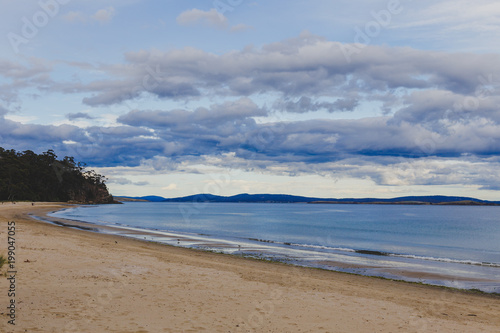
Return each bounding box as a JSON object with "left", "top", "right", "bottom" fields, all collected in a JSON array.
[
  {"left": 162, "top": 184, "right": 178, "bottom": 190},
  {"left": 176, "top": 8, "right": 227, "bottom": 29},
  {"left": 92, "top": 7, "right": 116, "bottom": 23}
]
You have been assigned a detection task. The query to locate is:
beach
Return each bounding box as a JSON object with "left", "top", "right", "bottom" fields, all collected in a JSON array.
[{"left": 0, "top": 203, "right": 499, "bottom": 332}]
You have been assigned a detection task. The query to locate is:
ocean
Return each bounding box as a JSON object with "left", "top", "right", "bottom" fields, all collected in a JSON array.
[{"left": 48, "top": 202, "right": 500, "bottom": 293}]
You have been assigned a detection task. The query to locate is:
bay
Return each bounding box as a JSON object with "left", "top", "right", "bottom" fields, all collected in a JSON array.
[{"left": 49, "top": 202, "right": 500, "bottom": 293}]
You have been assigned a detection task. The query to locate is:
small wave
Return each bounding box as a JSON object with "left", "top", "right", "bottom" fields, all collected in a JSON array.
[
  {"left": 245, "top": 238, "right": 500, "bottom": 268},
  {"left": 288, "top": 243, "right": 357, "bottom": 253},
  {"left": 246, "top": 238, "right": 356, "bottom": 252},
  {"left": 389, "top": 254, "right": 500, "bottom": 267}
]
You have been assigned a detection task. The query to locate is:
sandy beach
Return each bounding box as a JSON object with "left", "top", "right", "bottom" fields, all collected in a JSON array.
[{"left": 0, "top": 203, "right": 499, "bottom": 332}]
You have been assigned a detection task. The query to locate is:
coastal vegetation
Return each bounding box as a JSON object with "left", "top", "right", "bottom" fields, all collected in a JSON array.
[{"left": 0, "top": 147, "right": 114, "bottom": 204}]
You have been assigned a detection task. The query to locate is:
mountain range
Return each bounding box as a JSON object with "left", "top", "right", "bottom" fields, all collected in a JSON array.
[{"left": 114, "top": 194, "right": 500, "bottom": 205}]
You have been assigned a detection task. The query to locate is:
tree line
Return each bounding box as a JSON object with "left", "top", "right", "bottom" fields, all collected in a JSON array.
[{"left": 0, "top": 147, "right": 115, "bottom": 203}]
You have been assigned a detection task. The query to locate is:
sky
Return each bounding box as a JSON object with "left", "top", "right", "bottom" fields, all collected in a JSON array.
[{"left": 1, "top": 0, "right": 500, "bottom": 199}]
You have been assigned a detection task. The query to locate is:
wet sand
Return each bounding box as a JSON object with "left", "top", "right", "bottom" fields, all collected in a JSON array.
[{"left": 0, "top": 202, "right": 499, "bottom": 332}]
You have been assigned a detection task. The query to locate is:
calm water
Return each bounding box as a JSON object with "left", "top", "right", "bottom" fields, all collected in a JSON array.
[{"left": 49, "top": 202, "right": 500, "bottom": 293}]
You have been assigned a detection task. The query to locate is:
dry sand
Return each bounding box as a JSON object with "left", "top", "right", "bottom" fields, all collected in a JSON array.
[{"left": 0, "top": 202, "right": 499, "bottom": 333}]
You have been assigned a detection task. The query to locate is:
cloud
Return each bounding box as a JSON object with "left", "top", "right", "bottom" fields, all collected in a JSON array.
[
  {"left": 57, "top": 33, "right": 500, "bottom": 112},
  {"left": 114, "top": 100, "right": 500, "bottom": 168},
  {"left": 118, "top": 98, "right": 266, "bottom": 128},
  {"left": 3, "top": 32, "right": 500, "bottom": 192},
  {"left": 176, "top": 8, "right": 252, "bottom": 32},
  {"left": 0, "top": 58, "right": 53, "bottom": 105},
  {"left": 273, "top": 96, "right": 359, "bottom": 113},
  {"left": 108, "top": 177, "right": 133, "bottom": 185},
  {"left": 176, "top": 8, "right": 227, "bottom": 29},
  {"left": 108, "top": 177, "right": 150, "bottom": 186},
  {"left": 81, "top": 84, "right": 144, "bottom": 106},
  {"left": 117, "top": 98, "right": 267, "bottom": 158},
  {"left": 479, "top": 184, "right": 500, "bottom": 191},
  {"left": 394, "top": 0, "right": 500, "bottom": 33},
  {"left": 77, "top": 76, "right": 201, "bottom": 107},
  {"left": 231, "top": 24, "right": 253, "bottom": 32},
  {"left": 385, "top": 0, "right": 500, "bottom": 53},
  {"left": 66, "top": 112, "right": 94, "bottom": 121},
  {"left": 3, "top": 99, "right": 500, "bottom": 190},
  {"left": 0, "top": 106, "right": 9, "bottom": 116},
  {"left": 62, "top": 7, "right": 116, "bottom": 24},
  {"left": 92, "top": 7, "right": 116, "bottom": 23},
  {"left": 0, "top": 112, "right": 159, "bottom": 167},
  {"left": 162, "top": 184, "right": 178, "bottom": 190},
  {"left": 332, "top": 98, "right": 359, "bottom": 112},
  {"left": 0, "top": 59, "right": 51, "bottom": 79}
]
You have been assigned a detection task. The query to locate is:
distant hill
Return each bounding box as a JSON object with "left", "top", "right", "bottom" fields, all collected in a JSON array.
[
  {"left": 309, "top": 195, "right": 499, "bottom": 205},
  {"left": 116, "top": 195, "right": 167, "bottom": 202},
  {"left": 162, "top": 193, "right": 317, "bottom": 203},
  {"left": 159, "top": 193, "right": 500, "bottom": 205}
]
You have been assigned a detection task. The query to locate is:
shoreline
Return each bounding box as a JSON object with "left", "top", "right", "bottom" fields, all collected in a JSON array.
[
  {"left": 1, "top": 202, "right": 499, "bottom": 332},
  {"left": 35, "top": 208, "right": 500, "bottom": 294},
  {"left": 45, "top": 203, "right": 500, "bottom": 294}
]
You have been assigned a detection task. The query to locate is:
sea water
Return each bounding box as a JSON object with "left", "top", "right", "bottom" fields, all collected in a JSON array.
[{"left": 49, "top": 202, "right": 500, "bottom": 293}]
